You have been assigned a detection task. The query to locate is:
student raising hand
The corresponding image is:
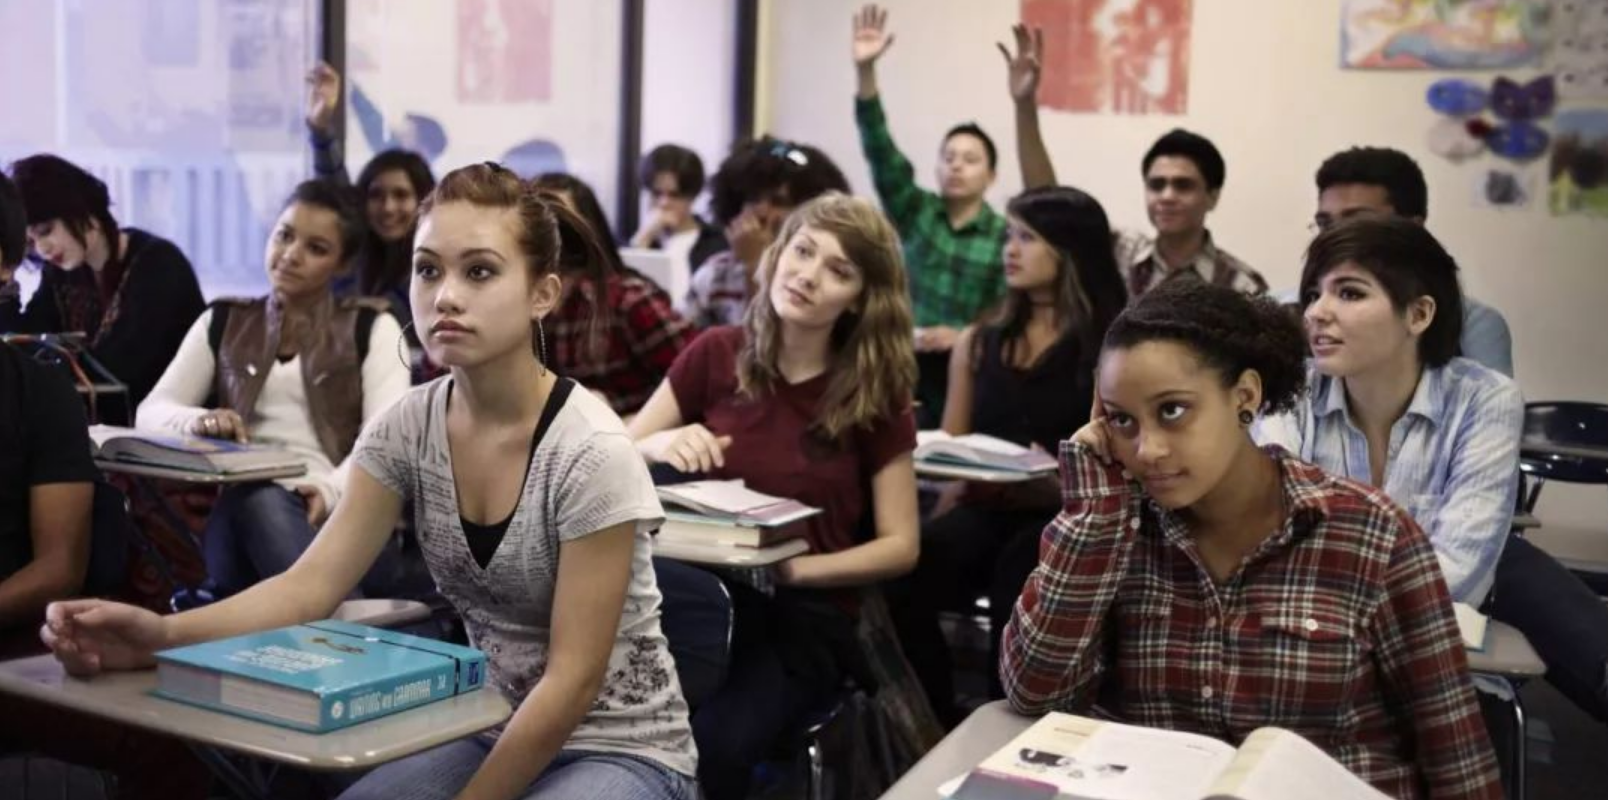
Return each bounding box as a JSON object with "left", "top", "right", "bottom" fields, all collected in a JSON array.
[
  {"left": 998, "top": 24, "right": 1044, "bottom": 104},
  {"left": 40, "top": 599, "right": 168, "bottom": 676},
  {"left": 305, "top": 60, "right": 342, "bottom": 139},
  {"left": 851, "top": 4, "right": 895, "bottom": 67}
]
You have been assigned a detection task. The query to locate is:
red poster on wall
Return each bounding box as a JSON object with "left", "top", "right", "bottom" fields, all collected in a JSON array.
[
  {"left": 1023, "top": 0, "right": 1192, "bottom": 115},
  {"left": 457, "top": 0, "right": 553, "bottom": 103}
]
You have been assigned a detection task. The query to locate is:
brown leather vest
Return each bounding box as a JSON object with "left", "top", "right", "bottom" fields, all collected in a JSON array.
[{"left": 212, "top": 294, "right": 387, "bottom": 465}]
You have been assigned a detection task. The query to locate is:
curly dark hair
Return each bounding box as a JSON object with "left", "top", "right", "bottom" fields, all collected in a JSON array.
[
  {"left": 707, "top": 137, "right": 850, "bottom": 226},
  {"left": 1104, "top": 280, "right": 1307, "bottom": 415}
]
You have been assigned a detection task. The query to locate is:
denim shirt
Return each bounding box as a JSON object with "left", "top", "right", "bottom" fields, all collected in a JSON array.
[{"left": 1253, "top": 359, "right": 1523, "bottom": 606}]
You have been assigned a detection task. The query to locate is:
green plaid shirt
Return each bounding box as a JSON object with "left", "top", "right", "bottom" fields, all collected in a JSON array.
[{"left": 856, "top": 96, "right": 1006, "bottom": 328}]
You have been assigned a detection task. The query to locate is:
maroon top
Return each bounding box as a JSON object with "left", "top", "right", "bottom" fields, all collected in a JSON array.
[{"left": 668, "top": 326, "right": 915, "bottom": 556}]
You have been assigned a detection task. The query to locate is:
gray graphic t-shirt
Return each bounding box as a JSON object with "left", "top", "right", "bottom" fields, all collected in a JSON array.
[{"left": 353, "top": 378, "right": 696, "bottom": 776}]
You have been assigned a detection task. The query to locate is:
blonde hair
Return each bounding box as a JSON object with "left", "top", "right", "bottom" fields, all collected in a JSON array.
[{"left": 737, "top": 193, "right": 917, "bottom": 441}]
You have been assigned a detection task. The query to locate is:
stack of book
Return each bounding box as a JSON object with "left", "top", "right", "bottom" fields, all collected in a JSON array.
[
  {"left": 154, "top": 619, "right": 488, "bottom": 733},
  {"left": 89, "top": 424, "right": 304, "bottom": 478},
  {"left": 915, "top": 431, "right": 1058, "bottom": 481},
  {"left": 654, "top": 480, "right": 820, "bottom": 561}
]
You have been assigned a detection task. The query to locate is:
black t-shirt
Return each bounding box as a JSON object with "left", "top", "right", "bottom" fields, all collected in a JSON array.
[{"left": 0, "top": 342, "right": 100, "bottom": 579}]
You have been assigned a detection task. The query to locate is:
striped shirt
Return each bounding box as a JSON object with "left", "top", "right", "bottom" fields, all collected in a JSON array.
[
  {"left": 1253, "top": 359, "right": 1523, "bottom": 606},
  {"left": 1113, "top": 228, "right": 1266, "bottom": 300},
  {"left": 1001, "top": 443, "right": 1502, "bottom": 800},
  {"left": 855, "top": 96, "right": 1007, "bottom": 328}
]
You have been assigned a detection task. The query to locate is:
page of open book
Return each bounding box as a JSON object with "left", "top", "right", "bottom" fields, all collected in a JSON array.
[
  {"left": 659, "top": 479, "right": 779, "bottom": 513},
  {"left": 971, "top": 714, "right": 1237, "bottom": 800},
  {"left": 1203, "top": 728, "right": 1388, "bottom": 800}
]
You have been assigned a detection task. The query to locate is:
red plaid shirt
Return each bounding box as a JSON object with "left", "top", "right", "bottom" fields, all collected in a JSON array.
[
  {"left": 549, "top": 272, "right": 697, "bottom": 415},
  {"left": 1001, "top": 444, "right": 1501, "bottom": 800}
]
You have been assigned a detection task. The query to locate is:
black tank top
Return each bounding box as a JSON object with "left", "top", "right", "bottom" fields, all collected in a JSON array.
[{"left": 969, "top": 325, "right": 1095, "bottom": 452}]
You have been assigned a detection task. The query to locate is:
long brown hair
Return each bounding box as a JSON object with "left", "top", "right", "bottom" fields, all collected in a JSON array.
[
  {"left": 737, "top": 193, "right": 916, "bottom": 440},
  {"left": 416, "top": 162, "right": 612, "bottom": 362}
]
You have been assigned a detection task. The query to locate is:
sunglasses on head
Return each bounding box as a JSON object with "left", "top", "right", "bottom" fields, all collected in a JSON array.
[{"left": 763, "top": 140, "right": 811, "bottom": 168}]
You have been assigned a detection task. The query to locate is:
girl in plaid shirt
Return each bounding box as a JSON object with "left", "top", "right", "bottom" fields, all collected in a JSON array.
[{"left": 1001, "top": 280, "right": 1501, "bottom": 799}]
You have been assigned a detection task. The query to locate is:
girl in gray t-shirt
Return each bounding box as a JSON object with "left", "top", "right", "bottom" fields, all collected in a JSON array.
[{"left": 41, "top": 164, "right": 697, "bottom": 800}]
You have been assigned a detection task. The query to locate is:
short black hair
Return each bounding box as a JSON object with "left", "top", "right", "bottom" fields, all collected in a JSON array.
[
  {"left": 0, "top": 171, "right": 25, "bottom": 269},
  {"left": 1141, "top": 129, "right": 1225, "bottom": 191},
  {"left": 1299, "top": 216, "right": 1463, "bottom": 368},
  {"left": 9, "top": 153, "right": 119, "bottom": 254},
  {"left": 1315, "top": 147, "right": 1428, "bottom": 220},
  {"left": 283, "top": 179, "right": 367, "bottom": 263},
  {"left": 1104, "top": 280, "right": 1307, "bottom": 415},
  {"left": 708, "top": 137, "right": 850, "bottom": 226},
  {"left": 640, "top": 144, "right": 706, "bottom": 197},
  {"left": 943, "top": 123, "right": 998, "bottom": 172}
]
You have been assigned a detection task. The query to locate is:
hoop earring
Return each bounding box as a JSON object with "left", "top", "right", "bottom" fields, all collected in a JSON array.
[
  {"left": 396, "top": 320, "right": 414, "bottom": 370},
  {"left": 1238, "top": 409, "right": 1254, "bottom": 427},
  {"left": 536, "top": 316, "right": 549, "bottom": 377}
]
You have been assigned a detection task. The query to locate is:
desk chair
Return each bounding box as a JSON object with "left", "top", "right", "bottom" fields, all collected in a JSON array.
[
  {"left": 1518, "top": 402, "right": 1608, "bottom": 513},
  {"left": 1469, "top": 620, "right": 1548, "bottom": 800}
]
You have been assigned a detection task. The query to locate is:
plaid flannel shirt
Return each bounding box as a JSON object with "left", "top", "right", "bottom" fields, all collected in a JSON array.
[
  {"left": 1114, "top": 227, "right": 1267, "bottom": 300},
  {"left": 1001, "top": 443, "right": 1502, "bottom": 800},
  {"left": 550, "top": 272, "right": 697, "bottom": 415},
  {"left": 855, "top": 96, "right": 1006, "bottom": 328}
]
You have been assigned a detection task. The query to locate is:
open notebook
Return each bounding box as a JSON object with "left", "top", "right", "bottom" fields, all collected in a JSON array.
[
  {"left": 916, "top": 432, "right": 1057, "bottom": 475},
  {"left": 88, "top": 425, "right": 302, "bottom": 476},
  {"left": 941, "top": 712, "right": 1388, "bottom": 800}
]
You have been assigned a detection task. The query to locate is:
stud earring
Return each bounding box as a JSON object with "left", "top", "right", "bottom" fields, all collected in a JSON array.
[{"left": 1238, "top": 409, "right": 1254, "bottom": 427}]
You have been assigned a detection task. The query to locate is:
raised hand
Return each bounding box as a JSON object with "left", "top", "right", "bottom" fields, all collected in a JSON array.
[
  {"left": 852, "top": 4, "right": 895, "bottom": 67},
  {"left": 997, "top": 23, "right": 1045, "bottom": 103},
  {"left": 305, "top": 60, "right": 342, "bottom": 137}
]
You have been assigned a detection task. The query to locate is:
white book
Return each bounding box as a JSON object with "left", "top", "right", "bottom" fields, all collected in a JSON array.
[
  {"left": 941, "top": 712, "right": 1389, "bottom": 800},
  {"left": 916, "top": 431, "right": 1058, "bottom": 474},
  {"left": 1455, "top": 603, "right": 1489, "bottom": 652},
  {"left": 655, "top": 479, "right": 820, "bottom": 527},
  {"left": 88, "top": 425, "right": 302, "bottom": 477}
]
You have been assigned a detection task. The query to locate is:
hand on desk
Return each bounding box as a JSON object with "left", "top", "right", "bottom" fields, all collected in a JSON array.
[
  {"left": 40, "top": 599, "right": 165, "bottom": 677},
  {"left": 190, "top": 409, "right": 248, "bottom": 443}
]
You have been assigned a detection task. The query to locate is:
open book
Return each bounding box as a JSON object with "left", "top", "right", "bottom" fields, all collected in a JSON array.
[
  {"left": 88, "top": 425, "right": 303, "bottom": 477},
  {"left": 941, "top": 712, "right": 1388, "bottom": 800},
  {"left": 655, "top": 479, "right": 820, "bottom": 527},
  {"left": 916, "top": 432, "right": 1058, "bottom": 475}
]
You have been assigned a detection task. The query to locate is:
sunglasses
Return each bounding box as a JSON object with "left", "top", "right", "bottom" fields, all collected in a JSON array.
[
  {"left": 763, "top": 140, "right": 811, "bottom": 168},
  {"left": 1144, "top": 176, "right": 1202, "bottom": 193}
]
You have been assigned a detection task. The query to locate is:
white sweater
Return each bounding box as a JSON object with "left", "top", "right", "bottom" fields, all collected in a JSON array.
[{"left": 137, "top": 307, "right": 411, "bottom": 509}]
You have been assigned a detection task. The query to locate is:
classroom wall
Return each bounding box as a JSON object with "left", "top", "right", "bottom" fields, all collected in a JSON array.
[
  {"left": 641, "top": 0, "right": 737, "bottom": 226},
  {"left": 759, "top": 0, "right": 1608, "bottom": 527}
]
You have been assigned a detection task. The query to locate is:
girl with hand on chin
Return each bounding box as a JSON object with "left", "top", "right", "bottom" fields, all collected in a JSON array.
[
  {"left": 629, "top": 193, "right": 922, "bottom": 800},
  {"left": 1003, "top": 280, "right": 1501, "bottom": 799},
  {"left": 137, "top": 180, "right": 410, "bottom": 599},
  {"left": 44, "top": 164, "right": 699, "bottom": 800}
]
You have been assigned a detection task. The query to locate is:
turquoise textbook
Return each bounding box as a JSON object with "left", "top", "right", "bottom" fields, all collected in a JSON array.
[{"left": 154, "top": 619, "right": 487, "bottom": 733}]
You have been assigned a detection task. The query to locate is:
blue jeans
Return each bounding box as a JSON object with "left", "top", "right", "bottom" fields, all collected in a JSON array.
[
  {"left": 202, "top": 482, "right": 397, "bottom": 598},
  {"left": 337, "top": 740, "right": 697, "bottom": 800}
]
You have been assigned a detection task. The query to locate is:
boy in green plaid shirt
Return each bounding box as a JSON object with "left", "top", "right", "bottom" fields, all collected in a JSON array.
[{"left": 852, "top": 4, "right": 1007, "bottom": 356}]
